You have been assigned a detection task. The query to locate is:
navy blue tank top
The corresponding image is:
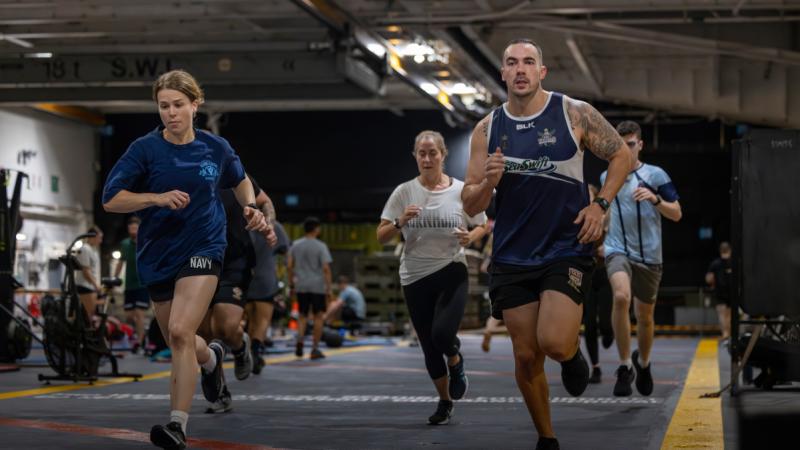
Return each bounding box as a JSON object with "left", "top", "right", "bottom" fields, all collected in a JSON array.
[{"left": 487, "top": 92, "right": 592, "bottom": 266}]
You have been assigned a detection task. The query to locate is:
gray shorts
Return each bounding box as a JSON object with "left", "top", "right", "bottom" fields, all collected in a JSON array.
[{"left": 606, "top": 253, "right": 663, "bottom": 304}]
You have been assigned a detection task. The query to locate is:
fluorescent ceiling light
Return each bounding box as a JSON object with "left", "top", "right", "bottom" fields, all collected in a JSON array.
[
  {"left": 366, "top": 43, "right": 386, "bottom": 58},
  {"left": 400, "top": 42, "right": 434, "bottom": 57},
  {"left": 1, "top": 35, "right": 33, "bottom": 48},
  {"left": 449, "top": 82, "right": 478, "bottom": 95},
  {"left": 419, "top": 82, "right": 439, "bottom": 95}
]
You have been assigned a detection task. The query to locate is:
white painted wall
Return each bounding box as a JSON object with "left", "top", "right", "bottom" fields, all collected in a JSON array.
[
  {"left": 1, "top": 108, "right": 99, "bottom": 289},
  {"left": 0, "top": 108, "right": 96, "bottom": 210}
]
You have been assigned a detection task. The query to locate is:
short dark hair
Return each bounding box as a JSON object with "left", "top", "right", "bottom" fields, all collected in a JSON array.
[
  {"left": 616, "top": 121, "right": 642, "bottom": 139},
  {"left": 337, "top": 275, "right": 350, "bottom": 284},
  {"left": 127, "top": 215, "right": 141, "bottom": 225},
  {"left": 504, "top": 38, "right": 544, "bottom": 64},
  {"left": 720, "top": 241, "right": 731, "bottom": 253},
  {"left": 303, "top": 216, "right": 321, "bottom": 233}
]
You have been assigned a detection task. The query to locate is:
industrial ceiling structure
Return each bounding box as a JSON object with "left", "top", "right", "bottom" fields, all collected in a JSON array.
[{"left": 0, "top": 0, "right": 798, "bottom": 127}]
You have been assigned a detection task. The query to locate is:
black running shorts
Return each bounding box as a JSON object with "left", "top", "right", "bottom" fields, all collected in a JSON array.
[
  {"left": 147, "top": 256, "right": 222, "bottom": 303},
  {"left": 488, "top": 257, "right": 594, "bottom": 320}
]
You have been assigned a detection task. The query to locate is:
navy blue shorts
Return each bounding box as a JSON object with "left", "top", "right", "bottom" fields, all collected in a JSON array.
[{"left": 147, "top": 256, "right": 222, "bottom": 303}]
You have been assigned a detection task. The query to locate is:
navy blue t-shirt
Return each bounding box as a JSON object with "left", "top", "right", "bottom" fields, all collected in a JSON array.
[
  {"left": 102, "top": 127, "right": 246, "bottom": 286},
  {"left": 487, "top": 92, "right": 593, "bottom": 266}
]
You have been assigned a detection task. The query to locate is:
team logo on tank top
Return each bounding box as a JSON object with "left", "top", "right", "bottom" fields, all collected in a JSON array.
[
  {"left": 503, "top": 155, "right": 556, "bottom": 176},
  {"left": 537, "top": 128, "right": 557, "bottom": 146}
]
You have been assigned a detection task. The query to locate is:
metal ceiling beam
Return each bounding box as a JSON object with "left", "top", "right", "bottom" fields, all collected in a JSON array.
[
  {"left": 0, "top": 50, "right": 382, "bottom": 101},
  {"left": 0, "top": 42, "right": 312, "bottom": 56},
  {"left": 498, "top": 19, "right": 800, "bottom": 67},
  {"left": 291, "top": 0, "right": 477, "bottom": 125},
  {"left": 0, "top": 83, "right": 373, "bottom": 104},
  {"left": 565, "top": 37, "right": 603, "bottom": 97},
  {"left": 372, "top": 2, "right": 800, "bottom": 22}
]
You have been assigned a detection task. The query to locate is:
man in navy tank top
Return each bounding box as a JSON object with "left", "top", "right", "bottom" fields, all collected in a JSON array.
[{"left": 463, "top": 39, "right": 633, "bottom": 450}]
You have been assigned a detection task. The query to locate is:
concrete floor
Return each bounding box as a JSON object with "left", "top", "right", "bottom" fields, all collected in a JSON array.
[{"left": 0, "top": 334, "right": 788, "bottom": 449}]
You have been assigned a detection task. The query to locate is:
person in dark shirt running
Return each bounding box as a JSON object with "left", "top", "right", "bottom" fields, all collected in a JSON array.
[{"left": 102, "top": 69, "right": 266, "bottom": 449}]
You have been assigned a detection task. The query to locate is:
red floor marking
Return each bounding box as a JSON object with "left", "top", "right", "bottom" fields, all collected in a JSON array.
[{"left": 0, "top": 416, "right": 284, "bottom": 449}]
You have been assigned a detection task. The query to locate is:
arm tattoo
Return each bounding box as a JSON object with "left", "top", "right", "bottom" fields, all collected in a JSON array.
[
  {"left": 567, "top": 99, "right": 623, "bottom": 160},
  {"left": 481, "top": 118, "right": 488, "bottom": 137}
]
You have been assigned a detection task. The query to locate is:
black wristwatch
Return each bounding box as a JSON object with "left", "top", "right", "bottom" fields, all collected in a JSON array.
[
  {"left": 592, "top": 196, "right": 610, "bottom": 212},
  {"left": 245, "top": 203, "right": 258, "bottom": 210},
  {"left": 392, "top": 218, "right": 402, "bottom": 229},
  {"left": 652, "top": 196, "right": 662, "bottom": 206}
]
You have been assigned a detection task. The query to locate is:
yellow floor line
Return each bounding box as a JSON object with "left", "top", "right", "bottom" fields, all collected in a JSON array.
[
  {"left": 0, "top": 345, "right": 384, "bottom": 401},
  {"left": 661, "top": 338, "right": 724, "bottom": 450}
]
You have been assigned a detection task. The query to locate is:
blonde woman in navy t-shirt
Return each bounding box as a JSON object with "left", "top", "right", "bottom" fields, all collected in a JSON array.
[{"left": 102, "top": 70, "right": 266, "bottom": 449}]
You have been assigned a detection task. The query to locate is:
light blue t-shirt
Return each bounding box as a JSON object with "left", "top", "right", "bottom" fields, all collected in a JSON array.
[
  {"left": 339, "top": 285, "right": 366, "bottom": 319},
  {"left": 601, "top": 163, "right": 679, "bottom": 265}
]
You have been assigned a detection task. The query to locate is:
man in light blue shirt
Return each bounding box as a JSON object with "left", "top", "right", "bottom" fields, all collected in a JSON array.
[
  {"left": 325, "top": 275, "right": 366, "bottom": 325},
  {"left": 600, "top": 121, "right": 682, "bottom": 398}
]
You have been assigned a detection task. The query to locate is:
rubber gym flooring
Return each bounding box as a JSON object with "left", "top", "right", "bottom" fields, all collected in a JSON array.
[{"left": 0, "top": 334, "right": 791, "bottom": 449}]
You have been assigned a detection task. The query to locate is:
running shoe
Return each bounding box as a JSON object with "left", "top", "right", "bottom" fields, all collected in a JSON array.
[
  {"left": 233, "top": 333, "right": 253, "bottom": 380},
  {"left": 632, "top": 349, "right": 653, "bottom": 396},
  {"left": 448, "top": 353, "right": 468, "bottom": 400},
  {"left": 150, "top": 421, "right": 186, "bottom": 450},
  {"left": 560, "top": 348, "right": 590, "bottom": 396},
  {"left": 613, "top": 364, "right": 635, "bottom": 397},
  {"left": 201, "top": 341, "right": 225, "bottom": 403},
  {"left": 428, "top": 400, "right": 453, "bottom": 425}
]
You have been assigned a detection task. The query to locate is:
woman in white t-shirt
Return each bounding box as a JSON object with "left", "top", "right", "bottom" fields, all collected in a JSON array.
[
  {"left": 74, "top": 225, "right": 104, "bottom": 321},
  {"left": 377, "top": 130, "right": 487, "bottom": 425}
]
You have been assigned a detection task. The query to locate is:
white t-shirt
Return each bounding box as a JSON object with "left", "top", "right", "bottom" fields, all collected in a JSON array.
[
  {"left": 381, "top": 177, "right": 487, "bottom": 286},
  {"left": 74, "top": 244, "right": 100, "bottom": 291}
]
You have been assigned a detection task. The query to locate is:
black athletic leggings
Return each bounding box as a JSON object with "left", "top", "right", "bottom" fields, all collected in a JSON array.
[
  {"left": 402, "top": 262, "right": 468, "bottom": 380},
  {"left": 583, "top": 265, "right": 613, "bottom": 365}
]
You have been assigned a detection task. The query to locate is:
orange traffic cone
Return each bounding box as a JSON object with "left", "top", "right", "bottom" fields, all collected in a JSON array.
[{"left": 288, "top": 297, "right": 299, "bottom": 331}]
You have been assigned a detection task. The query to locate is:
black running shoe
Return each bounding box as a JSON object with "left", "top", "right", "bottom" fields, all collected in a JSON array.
[
  {"left": 448, "top": 353, "right": 468, "bottom": 400},
  {"left": 536, "top": 437, "right": 560, "bottom": 450},
  {"left": 150, "top": 421, "right": 186, "bottom": 450},
  {"left": 201, "top": 341, "right": 225, "bottom": 403},
  {"left": 632, "top": 350, "right": 653, "bottom": 396},
  {"left": 613, "top": 364, "right": 635, "bottom": 397},
  {"left": 295, "top": 341, "right": 304, "bottom": 358},
  {"left": 428, "top": 400, "right": 453, "bottom": 425},
  {"left": 310, "top": 348, "right": 325, "bottom": 360},
  {"left": 588, "top": 366, "right": 602, "bottom": 384},
  {"left": 560, "top": 348, "right": 590, "bottom": 396},
  {"left": 233, "top": 333, "right": 253, "bottom": 381},
  {"left": 205, "top": 385, "right": 233, "bottom": 414},
  {"left": 251, "top": 340, "right": 264, "bottom": 375}
]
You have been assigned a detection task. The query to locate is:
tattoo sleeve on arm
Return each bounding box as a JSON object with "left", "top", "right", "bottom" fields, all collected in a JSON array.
[
  {"left": 481, "top": 117, "right": 488, "bottom": 137},
  {"left": 567, "top": 99, "right": 625, "bottom": 161}
]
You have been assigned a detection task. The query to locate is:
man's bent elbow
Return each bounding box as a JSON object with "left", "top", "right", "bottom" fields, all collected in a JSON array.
[{"left": 463, "top": 201, "right": 479, "bottom": 217}]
